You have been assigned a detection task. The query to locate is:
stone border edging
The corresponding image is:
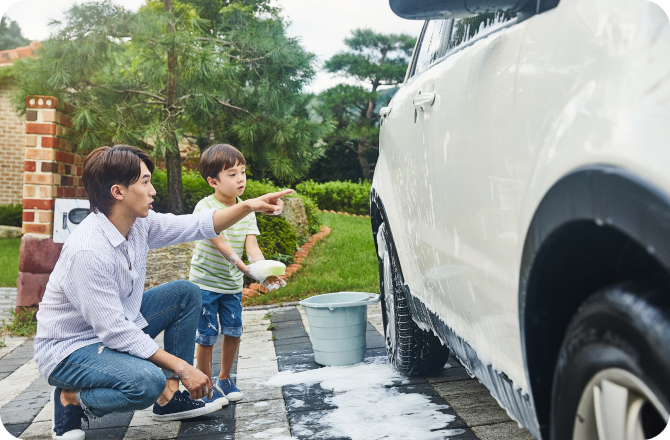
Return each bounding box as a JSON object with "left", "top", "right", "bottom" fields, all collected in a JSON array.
[
  {"left": 242, "top": 300, "right": 301, "bottom": 311},
  {"left": 318, "top": 209, "right": 370, "bottom": 218},
  {"left": 242, "top": 224, "right": 331, "bottom": 300}
]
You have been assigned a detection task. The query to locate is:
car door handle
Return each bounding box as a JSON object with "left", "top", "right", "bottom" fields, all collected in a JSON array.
[
  {"left": 380, "top": 106, "right": 391, "bottom": 117},
  {"left": 413, "top": 93, "right": 435, "bottom": 110}
]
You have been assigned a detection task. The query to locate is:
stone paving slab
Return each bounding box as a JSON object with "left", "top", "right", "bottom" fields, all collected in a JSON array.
[{"left": 1, "top": 303, "right": 535, "bottom": 440}]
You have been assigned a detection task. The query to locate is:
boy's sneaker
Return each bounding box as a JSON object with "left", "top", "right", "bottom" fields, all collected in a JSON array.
[
  {"left": 201, "top": 381, "right": 230, "bottom": 409},
  {"left": 152, "top": 390, "right": 220, "bottom": 421},
  {"left": 217, "top": 378, "right": 244, "bottom": 402},
  {"left": 51, "top": 388, "right": 87, "bottom": 440}
]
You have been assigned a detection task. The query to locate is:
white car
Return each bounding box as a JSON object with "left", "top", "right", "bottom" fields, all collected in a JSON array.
[{"left": 371, "top": 0, "right": 670, "bottom": 439}]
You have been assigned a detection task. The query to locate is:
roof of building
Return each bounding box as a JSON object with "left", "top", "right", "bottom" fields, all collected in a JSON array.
[{"left": 0, "top": 41, "right": 40, "bottom": 66}]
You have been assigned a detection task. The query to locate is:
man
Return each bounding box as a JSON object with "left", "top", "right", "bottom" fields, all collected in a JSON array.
[{"left": 33, "top": 145, "right": 291, "bottom": 440}]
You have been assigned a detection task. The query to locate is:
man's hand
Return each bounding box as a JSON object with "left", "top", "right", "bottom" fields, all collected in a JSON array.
[
  {"left": 246, "top": 189, "right": 294, "bottom": 215},
  {"left": 175, "top": 363, "right": 213, "bottom": 400}
]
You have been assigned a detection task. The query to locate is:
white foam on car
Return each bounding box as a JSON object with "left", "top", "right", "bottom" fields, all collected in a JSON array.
[{"left": 266, "top": 358, "right": 462, "bottom": 440}]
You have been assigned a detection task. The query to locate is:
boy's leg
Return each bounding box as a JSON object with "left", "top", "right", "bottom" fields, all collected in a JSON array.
[
  {"left": 196, "top": 344, "right": 214, "bottom": 379},
  {"left": 219, "top": 335, "right": 241, "bottom": 381},
  {"left": 140, "top": 280, "right": 202, "bottom": 402},
  {"left": 215, "top": 292, "right": 244, "bottom": 401}
]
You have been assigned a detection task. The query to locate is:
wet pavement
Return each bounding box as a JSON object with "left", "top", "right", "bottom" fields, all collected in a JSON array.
[{"left": 0, "top": 301, "right": 534, "bottom": 439}]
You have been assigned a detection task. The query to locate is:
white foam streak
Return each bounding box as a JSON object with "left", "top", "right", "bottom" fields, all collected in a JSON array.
[{"left": 266, "top": 359, "right": 460, "bottom": 440}]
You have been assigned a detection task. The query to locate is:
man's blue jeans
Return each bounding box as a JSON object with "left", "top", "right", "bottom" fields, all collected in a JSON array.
[{"left": 47, "top": 280, "right": 202, "bottom": 418}]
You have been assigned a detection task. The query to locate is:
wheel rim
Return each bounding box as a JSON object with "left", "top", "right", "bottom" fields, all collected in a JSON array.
[
  {"left": 573, "top": 368, "right": 669, "bottom": 440},
  {"left": 382, "top": 250, "right": 396, "bottom": 351}
]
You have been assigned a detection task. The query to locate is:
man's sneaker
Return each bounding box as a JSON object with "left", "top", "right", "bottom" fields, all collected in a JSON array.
[
  {"left": 217, "top": 378, "right": 244, "bottom": 402},
  {"left": 51, "top": 388, "right": 87, "bottom": 440},
  {"left": 152, "top": 390, "right": 220, "bottom": 421},
  {"left": 201, "top": 382, "right": 229, "bottom": 409}
]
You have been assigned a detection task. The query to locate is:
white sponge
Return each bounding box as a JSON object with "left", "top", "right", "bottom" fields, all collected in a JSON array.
[{"left": 247, "top": 260, "right": 286, "bottom": 282}]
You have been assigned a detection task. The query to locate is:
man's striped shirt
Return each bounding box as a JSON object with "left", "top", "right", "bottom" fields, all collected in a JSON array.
[
  {"left": 34, "top": 208, "right": 218, "bottom": 380},
  {"left": 189, "top": 195, "right": 260, "bottom": 294}
]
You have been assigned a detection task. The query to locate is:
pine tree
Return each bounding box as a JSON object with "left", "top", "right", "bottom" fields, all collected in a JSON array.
[
  {"left": 12, "top": 0, "right": 332, "bottom": 213},
  {"left": 0, "top": 17, "right": 31, "bottom": 51},
  {"left": 316, "top": 29, "right": 415, "bottom": 180}
]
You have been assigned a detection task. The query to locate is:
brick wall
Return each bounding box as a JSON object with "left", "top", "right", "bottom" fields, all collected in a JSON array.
[
  {"left": 17, "top": 95, "right": 86, "bottom": 314},
  {"left": 22, "top": 95, "right": 85, "bottom": 237},
  {"left": 0, "top": 81, "right": 27, "bottom": 205}
]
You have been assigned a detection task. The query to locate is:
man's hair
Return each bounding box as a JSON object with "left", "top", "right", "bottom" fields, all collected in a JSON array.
[
  {"left": 82, "top": 145, "right": 155, "bottom": 214},
  {"left": 199, "top": 144, "right": 246, "bottom": 181}
]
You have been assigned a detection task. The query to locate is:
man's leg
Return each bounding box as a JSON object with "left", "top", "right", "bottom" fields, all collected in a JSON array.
[
  {"left": 140, "top": 280, "right": 202, "bottom": 403},
  {"left": 49, "top": 343, "right": 166, "bottom": 418}
]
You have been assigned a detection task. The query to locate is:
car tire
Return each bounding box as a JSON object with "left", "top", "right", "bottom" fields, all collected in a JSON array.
[
  {"left": 550, "top": 278, "right": 670, "bottom": 440},
  {"left": 377, "top": 223, "right": 450, "bottom": 376}
]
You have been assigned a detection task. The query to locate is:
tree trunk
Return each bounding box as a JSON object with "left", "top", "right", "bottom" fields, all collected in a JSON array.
[
  {"left": 164, "top": 0, "right": 184, "bottom": 215},
  {"left": 355, "top": 142, "right": 373, "bottom": 180},
  {"left": 365, "top": 48, "right": 388, "bottom": 120}
]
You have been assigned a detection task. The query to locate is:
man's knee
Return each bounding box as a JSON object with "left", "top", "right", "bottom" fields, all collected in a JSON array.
[
  {"left": 128, "top": 365, "right": 166, "bottom": 409},
  {"left": 172, "top": 280, "right": 201, "bottom": 308}
]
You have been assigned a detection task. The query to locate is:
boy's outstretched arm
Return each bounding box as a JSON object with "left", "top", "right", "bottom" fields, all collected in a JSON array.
[
  {"left": 245, "top": 235, "right": 264, "bottom": 263},
  {"left": 210, "top": 235, "right": 251, "bottom": 276}
]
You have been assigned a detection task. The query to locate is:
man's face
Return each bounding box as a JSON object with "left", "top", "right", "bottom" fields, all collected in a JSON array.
[
  {"left": 211, "top": 162, "right": 247, "bottom": 198},
  {"left": 122, "top": 161, "right": 156, "bottom": 218}
]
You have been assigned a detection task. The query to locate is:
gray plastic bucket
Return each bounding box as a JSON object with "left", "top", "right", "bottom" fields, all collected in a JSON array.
[{"left": 299, "top": 292, "right": 380, "bottom": 366}]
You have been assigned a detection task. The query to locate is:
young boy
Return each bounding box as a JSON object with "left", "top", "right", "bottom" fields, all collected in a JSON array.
[{"left": 189, "top": 144, "right": 285, "bottom": 408}]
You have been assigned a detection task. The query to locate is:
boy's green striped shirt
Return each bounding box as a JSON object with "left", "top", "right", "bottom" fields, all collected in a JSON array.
[{"left": 189, "top": 195, "right": 260, "bottom": 294}]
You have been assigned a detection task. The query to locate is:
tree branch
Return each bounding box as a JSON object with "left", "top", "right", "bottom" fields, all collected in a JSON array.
[
  {"left": 81, "top": 81, "right": 166, "bottom": 102},
  {"left": 213, "top": 97, "right": 252, "bottom": 115}
]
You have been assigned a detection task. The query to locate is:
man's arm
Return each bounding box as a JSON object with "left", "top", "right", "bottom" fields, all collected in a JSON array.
[
  {"left": 147, "top": 190, "right": 294, "bottom": 249},
  {"left": 148, "top": 349, "right": 211, "bottom": 399},
  {"left": 211, "top": 189, "right": 294, "bottom": 234}
]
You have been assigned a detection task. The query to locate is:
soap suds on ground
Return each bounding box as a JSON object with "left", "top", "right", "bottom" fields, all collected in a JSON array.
[{"left": 266, "top": 357, "right": 462, "bottom": 440}]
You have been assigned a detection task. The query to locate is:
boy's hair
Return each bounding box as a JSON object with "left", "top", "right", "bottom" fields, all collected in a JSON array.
[
  {"left": 199, "top": 144, "right": 246, "bottom": 180},
  {"left": 83, "top": 144, "right": 155, "bottom": 214}
]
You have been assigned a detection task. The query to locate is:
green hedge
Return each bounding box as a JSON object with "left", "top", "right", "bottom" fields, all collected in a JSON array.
[
  {"left": 295, "top": 180, "right": 371, "bottom": 215},
  {"left": 0, "top": 204, "right": 22, "bottom": 228}
]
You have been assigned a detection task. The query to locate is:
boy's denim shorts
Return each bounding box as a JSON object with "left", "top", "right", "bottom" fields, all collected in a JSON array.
[{"left": 196, "top": 289, "right": 243, "bottom": 346}]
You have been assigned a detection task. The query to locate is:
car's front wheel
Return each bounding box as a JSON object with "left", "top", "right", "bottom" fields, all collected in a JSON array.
[
  {"left": 377, "top": 223, "right": 450, "bottom": 376},
  {"left": 551, "top": 279, "right": 670, "bottom": 440}
]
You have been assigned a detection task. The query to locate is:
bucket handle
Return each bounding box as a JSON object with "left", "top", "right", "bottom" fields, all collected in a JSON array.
[{"left": 299, "top": 292, "right": 381, "bottom": 309}]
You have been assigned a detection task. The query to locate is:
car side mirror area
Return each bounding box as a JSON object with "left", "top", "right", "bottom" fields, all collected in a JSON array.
[{"left": 389, "top": 0, "right": 538, "bottom": 19}]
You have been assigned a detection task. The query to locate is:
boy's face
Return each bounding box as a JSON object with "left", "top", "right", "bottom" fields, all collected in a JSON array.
[{"left": 209, "top": 162, "right": 247, "bottom": 198}]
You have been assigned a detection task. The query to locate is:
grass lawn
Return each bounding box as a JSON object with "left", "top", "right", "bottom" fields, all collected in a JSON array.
[
  {"left": 243, "top": 212, "right": 380, "bottom": 306},
  {"left": 0, "top": 238, "right": 20, "bottom": 287}
]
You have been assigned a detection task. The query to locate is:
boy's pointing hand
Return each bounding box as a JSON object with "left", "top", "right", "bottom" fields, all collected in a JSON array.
[{"left": 248, "top": 189, "right": 294, "bottom": 215}]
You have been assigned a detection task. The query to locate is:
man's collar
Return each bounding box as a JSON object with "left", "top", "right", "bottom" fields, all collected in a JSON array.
[{"left": 95, "top": 211, "right": 128, "bottom": 247}]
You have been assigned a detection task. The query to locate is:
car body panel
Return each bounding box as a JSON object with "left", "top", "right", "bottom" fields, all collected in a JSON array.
[{"left": 375, "top": 0, "right": 670, "bottom": 437}]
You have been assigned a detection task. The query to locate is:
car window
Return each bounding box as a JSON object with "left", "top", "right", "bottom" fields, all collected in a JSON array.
[
  {"left": 411, "top": 19, "right": 450, "bottom": 78},
  {"left": 408, "top": 11, "right": 519, "bottom": 80},
  {"left": 447, "top": 11, "right": 517, "bottom": 51}
]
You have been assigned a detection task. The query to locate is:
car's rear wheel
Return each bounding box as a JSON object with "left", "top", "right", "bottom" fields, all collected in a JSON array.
[
  {"left": 550, "top": 279, "right": 670, "bottom": 440},
  {"left": 377, "top": 223, "right": 450, "bottom": 376}
]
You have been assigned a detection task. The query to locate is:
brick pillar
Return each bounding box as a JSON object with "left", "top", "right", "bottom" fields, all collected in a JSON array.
[{"left": 17, "top": 95, "right": 86, "bottom": 315}]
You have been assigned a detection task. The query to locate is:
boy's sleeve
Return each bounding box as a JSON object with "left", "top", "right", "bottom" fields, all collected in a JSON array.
[{"left": 248, "top": 212, "right": 260, "bottom": 236}]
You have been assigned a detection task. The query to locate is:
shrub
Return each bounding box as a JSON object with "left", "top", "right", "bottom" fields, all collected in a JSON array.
[
  {"left": 296, "top": 180, "right": 372, "bottom": 215},
  {"left": 151, "top": 169, "right": 213, "bottom": 215},
  {"left": 0, "top": 204, "right": 22, "bottom": 227},
  {"left": 253, "top": 215, "right": 298, "bottom": 260}
]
